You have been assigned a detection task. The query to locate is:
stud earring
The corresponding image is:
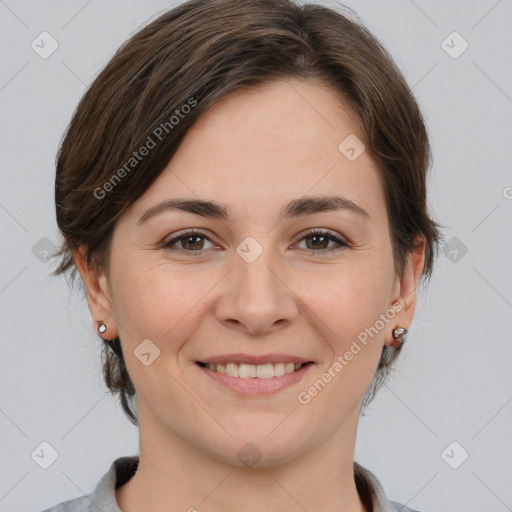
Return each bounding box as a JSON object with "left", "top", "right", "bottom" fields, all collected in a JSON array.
[
  {"left": 391, "top": 326, "right": 407, "bottom": 348},
  {"left": 98, "top": 322, "right": 107, "bottom": 334}
]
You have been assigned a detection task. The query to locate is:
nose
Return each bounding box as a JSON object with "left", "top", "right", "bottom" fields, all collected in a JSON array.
[{"left": 214, "top": 242, "right": 299, "bottom": 336}]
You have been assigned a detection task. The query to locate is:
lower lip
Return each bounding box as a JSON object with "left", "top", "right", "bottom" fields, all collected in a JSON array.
[{"left": 196, "top": 363, "right": 314, "bottom": 395}]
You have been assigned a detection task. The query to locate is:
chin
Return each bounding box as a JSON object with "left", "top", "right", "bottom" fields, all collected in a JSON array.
[{"left": 204, "top": 421, "right": 313, "bottom": 469}]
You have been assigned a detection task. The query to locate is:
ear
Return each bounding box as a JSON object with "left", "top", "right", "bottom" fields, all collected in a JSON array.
[
  {"left": 385, "top": 234, "right": 426, "bottom": 349},
  {"left": 73, "top": 246, "right": 119, "bottom": 340}
]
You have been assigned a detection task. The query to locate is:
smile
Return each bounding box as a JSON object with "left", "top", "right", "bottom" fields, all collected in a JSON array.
[
  {"left": 196, "top": 361, "right": 311, "bottom": 379},
  {"left": 195, "top": 361, "right": 314, "bottom": 395}
]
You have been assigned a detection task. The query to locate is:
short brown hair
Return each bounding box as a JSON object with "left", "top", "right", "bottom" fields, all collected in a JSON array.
[{"left": 53, "top": 0, "right": 443, "bottom": 425}]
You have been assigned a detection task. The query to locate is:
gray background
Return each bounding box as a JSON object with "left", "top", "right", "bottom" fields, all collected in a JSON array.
[{"left": 1, "top": 1, "right": 511, "bottom": 511}]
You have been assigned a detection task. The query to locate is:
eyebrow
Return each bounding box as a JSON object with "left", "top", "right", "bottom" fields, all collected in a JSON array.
[{"left": 137, "top": 194, "right": 371, "bottom": 225}]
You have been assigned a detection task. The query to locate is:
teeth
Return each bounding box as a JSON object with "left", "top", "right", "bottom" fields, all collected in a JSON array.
[
  {"left": 240, "top": 364, "right": 257, "bottom": 378},
  {"left": 203, "top": 361, "right": 306, "bottom": 379},
  {"left": 226, "top": 363, "right": 238, "bottom": 377},
  {"left": 274, "top": 363, "right": 285, "bottom": 377}
]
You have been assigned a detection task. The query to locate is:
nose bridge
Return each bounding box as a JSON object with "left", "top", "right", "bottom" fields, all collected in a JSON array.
[
  {"left": 234, "top": 233, "right": 284, "bottom": 303},
  {"left": 216, "top": 233, "right": 298, "bottom": 333}
]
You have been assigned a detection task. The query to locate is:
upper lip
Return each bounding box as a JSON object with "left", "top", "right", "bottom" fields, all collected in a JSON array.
[{"left": 196, "top": 353, "right": 314, "bottom": 365}]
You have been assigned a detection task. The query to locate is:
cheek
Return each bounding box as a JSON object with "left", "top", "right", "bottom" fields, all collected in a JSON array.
[
  {"left": 300, "top": 254, "right": 394, "bottom": 396},
  {"left": 112, "top": 261, "right": 204, "bottom": 341},
  {"left": 294, "top": 273, "right": 390, "bottom": 418},
  {"left": 308, "top": 257, "right": 394, "bottom": 343},
  {"left": 108, "top": 261, "right": 205, "bottom": 401}
]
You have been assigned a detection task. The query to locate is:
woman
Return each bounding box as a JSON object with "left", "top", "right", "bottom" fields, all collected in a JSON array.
[{"left": 45, "top": 0, "right": 442, "bottom": 511}]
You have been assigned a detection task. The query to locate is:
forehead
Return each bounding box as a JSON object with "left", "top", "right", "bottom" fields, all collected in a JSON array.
[
  {"left": 185, "top": 78, "right": 366, "bottom": 150},
  {"left": 125, "top": 78, "right": 386, "bottom": 228}
]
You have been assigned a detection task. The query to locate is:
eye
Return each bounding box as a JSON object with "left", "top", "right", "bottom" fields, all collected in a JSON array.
[
  {"left": 162, "top": 229, "right": 215, "bottom": 255},
  {"left": 294, "top": 229, "right": 349, "bottom": 254},
  {"left": 162, "top": 228, "right": 349, "bottom": 256}
]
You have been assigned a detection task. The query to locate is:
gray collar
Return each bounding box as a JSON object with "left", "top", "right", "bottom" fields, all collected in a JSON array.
[{"left": 43, "top": 456, "right": 419, "bottom": 512}]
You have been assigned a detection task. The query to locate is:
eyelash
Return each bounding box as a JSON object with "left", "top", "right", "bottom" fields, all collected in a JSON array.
[{"left": 162, "top": 228, "right": 349, "bottom": 256}]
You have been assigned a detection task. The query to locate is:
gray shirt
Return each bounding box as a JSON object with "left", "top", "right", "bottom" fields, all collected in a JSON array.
[{"left": 41, "top": 456, "right": 421, "bottom": 512}]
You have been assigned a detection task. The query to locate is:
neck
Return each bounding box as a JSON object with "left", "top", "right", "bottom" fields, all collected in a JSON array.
[{"left": 116, "top": 403, "right": 367, "bottom": 512}]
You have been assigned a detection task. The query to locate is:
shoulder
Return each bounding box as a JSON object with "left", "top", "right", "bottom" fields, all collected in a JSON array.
[
  {"left": 354, "top": 461, "right": 425, "bottom": 512},
  {"left": 39, "top": 455, "right": 139, "bottom": 512},
  {"left": 40, "top": 495, "right": 92, "bottom": 512}
]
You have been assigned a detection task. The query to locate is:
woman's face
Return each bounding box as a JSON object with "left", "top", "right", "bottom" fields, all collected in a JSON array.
[{"left": 78, "top": 78, "right": 422, "bottom": 467}]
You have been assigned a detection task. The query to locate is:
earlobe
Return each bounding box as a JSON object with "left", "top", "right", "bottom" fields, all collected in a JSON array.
[
  {"left": 384, "top": 234, "right": 426, "bottom": 348},
  {"left": 388, "top": 326, "right": 408, "bottom": 348},
  {"left": 73, "top": 246, "right": 119, "bottom": 340}
]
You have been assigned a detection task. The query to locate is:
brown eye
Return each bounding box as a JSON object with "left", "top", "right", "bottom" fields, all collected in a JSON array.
[
  {"left": 162, "top": 228, "right": 349, "bottom": 256},
  {"left": 180, "top": 234, "right": 205, "bottom": 250},
  {"left": 163, "top": 230, "right": 214, "bottom": 253},
  {"left": 296, "top": 229, "right": 349, "bottom": 254}
]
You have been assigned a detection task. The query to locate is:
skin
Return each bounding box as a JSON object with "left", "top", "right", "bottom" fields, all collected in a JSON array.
[{"left": 74, "top": 78, "right": 425, "bottom": 512}]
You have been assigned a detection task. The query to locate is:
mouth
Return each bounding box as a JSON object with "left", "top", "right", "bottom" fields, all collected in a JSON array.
[
  {"left": 194, "top": 358, "right": 315, "bottom": 395},
  {"left": 195, "top": 360, "right": 314, "bottom": 379}
]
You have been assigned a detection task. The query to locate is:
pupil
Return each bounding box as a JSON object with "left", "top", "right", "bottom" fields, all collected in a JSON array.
[
  {"left": 184, "top": 236, "right": 202, "bottom": 249},
  {"left": 309, "top": 235, "right": 327, "bottom": 249}
]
